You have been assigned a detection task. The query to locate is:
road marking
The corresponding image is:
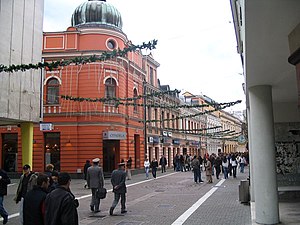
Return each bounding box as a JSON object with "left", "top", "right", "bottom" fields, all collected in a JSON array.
[
  {"left": 5, "top": 172, "right": 177, "bottom": 220},
  {"left": 76, "top": 172, "right": 176, "bottom": 200},
  {"left": 171, "top": 179, "right": 226, "bottom": 225}
]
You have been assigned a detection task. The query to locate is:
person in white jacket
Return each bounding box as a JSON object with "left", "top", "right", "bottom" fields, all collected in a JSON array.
[{"left": 144, "top": 158, "right": 150, "bottom": 179}]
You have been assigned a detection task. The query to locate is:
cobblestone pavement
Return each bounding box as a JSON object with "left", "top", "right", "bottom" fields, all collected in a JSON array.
[{"left": 3, "top": 168, "right": 252, "bottom": 225}]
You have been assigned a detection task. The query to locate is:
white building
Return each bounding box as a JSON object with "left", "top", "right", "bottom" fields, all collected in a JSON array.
[{"left": 0, "top": 0, "right": 44, "bottom": 169}]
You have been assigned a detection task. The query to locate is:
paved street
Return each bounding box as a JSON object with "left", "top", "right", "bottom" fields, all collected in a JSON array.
[{"left": 2, "top": 168, "right": 251, "bottom": 225}]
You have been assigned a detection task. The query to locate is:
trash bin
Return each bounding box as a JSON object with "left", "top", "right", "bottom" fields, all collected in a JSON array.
[{"left": 239, "top": 180, "right": 250, "bottom": 203}]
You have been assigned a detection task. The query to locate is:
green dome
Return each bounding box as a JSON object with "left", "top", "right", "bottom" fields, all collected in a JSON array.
[{"left": 71, "top": 0, "right": 123, "bottom": 31}]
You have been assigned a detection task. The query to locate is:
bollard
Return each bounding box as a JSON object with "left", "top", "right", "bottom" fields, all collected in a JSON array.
[{"left": 239, "top": 180, "right": 250, "bottom": 203}]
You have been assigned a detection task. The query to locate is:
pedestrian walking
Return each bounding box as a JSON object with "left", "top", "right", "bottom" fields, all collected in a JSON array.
[
  {"left": 0, "top": 168, "right": 10, "bottom": 224},
  {"left": 126, "top": 157, "right": 132, "bottom": 180},
  {"left": 150, "top": 158, "right": 159, "bottom": 179},
  {"left": 87, "top": 158, "right": 104, "bottom": 213},
  {"left": 159, "top": 155, "right": 167, "bottom": 173},
  {"left": 239, "top": 154, "right": 246, "bottom": 173},
  {"left": 144, "top": 158, "right": 150, "bottom": 179},
  {"left": 222, "top": 157, "right": 229, "bottom": 179},
  {"left": 23, "top": 173, "right": 49, "bottom": 225},
  {"left": 110, "top": 162, "right": 127, "bottom": 215},
  {"left": 14, "top": 164, "right": 38, "bottom": 225},
  {"left": 214, "top": 156, "right": 222, "bottom": 179},
  {"left": 45, "top": 172, "right": 79, "bottom": 225},
  {"left": 191, "top": 156, "right": 203, "bottom": 183},
  {"left": 205, "top": 158, "right": 213, "bottom": 183},
  {"left": 83, "top": 160, "right": 91, "bottom": 188},
  {"left": 230, "top": 154, "right": 238, "bottom": 178}
]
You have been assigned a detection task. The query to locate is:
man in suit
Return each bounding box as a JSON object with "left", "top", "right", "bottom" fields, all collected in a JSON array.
[
  {"left": 87, "top": 158, "right": 104, "bottom": 213},
  {"left": 110, "top": 162, "right": 127, "bottom": 215}
]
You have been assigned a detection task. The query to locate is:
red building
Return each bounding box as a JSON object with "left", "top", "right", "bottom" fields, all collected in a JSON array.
[{"left": 0, "top": 0, "right": 149, "bottom": 175}]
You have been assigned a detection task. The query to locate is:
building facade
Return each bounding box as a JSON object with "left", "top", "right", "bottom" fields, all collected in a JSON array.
[{"left": 0, "top": 0, "right": 44, "bottom": 172}]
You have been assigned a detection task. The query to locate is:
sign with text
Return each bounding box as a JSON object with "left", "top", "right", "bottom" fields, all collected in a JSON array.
[
  {"left": 40, "top": 123, "right": 53, "bottom": 131},
  {"left": 103, "top": 131, "right": 127, "bottom": 140}
]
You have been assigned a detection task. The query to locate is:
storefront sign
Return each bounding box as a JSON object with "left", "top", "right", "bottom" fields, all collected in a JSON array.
[
  {"left": 40, "top": 123, "right": 53, "bottom": 131},
  {"left": 172, "top": 139, "right": 180, "bottom": 145},
  {"left": 161, "top": 137, "right": 172, "bottom": 145},
  {"left": 103, "top": 131, "right": 126, "bottom": 140},
  {"left": 148, "top": 136, "right": 159, "bottom": 144}
]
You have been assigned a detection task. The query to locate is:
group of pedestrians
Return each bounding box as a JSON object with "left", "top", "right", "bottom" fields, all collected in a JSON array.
[
  {"left": 189, "top": 152, "right": 248, "bottom": 184},
  {"left": 144, "top": 155, "right": 167, "bottom": 179},
  {"left": 11, "top": 163, "right": 78, "bottom": 225},
  {"left": 83, "top": 158, "right": 128, "bottom": 216}
]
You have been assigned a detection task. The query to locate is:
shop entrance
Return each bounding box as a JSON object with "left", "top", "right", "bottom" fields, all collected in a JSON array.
[
  {"left": 103, "top": 140, "right": 120, "bottom": 174},
  {"left": 44, "top": 132, "right": 61, "bottom": 171},
  {"left": 2, "top": 133, "right": 18, "bottom": 172}
]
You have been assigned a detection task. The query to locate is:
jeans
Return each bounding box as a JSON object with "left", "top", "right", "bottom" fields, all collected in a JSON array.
[
  {"left": 223, "top": 167, "right": 229, "bottom": 179},
  {"left": 145, "top": 167, "right": 149, "bottom": 178},
  {"left": 152, "top": 167, "right": 157, "bottom": 178},
  {"left": 240, "top": 163, "right": 245, "bottom": 173},
  {"left": 0, "top": 196, "right": 8, "bottom": 220},
  {"left": 111, "top": 193, "right": 126, "bottom": 211},
  {"left": 232, "top": 166, "right": 237, "bottom": 178},
  {"left": 193, "top": 169, "right": 202, "bottom": 183}
]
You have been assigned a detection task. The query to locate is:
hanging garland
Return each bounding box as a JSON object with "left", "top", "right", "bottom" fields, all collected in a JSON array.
[
  {"left": 0, "top": 40, "right": 158, "bottom": 73},
  {"left": 163, "top": 126, "right": 221, "bottom": 132},
  {"left": 61, "top": 89, "right": 180, "bottom": 103},
  {"left": 145, "top": 100, "right": 241, "bottom": 123}
]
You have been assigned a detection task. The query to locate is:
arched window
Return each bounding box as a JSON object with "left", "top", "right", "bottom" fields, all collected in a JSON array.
[
  {"left": 133, "top": 88, "right": 138, "bottom": 112},
  {"left": 46, "top": 78, "right": 59, "bottom": 104},
  {"left": 105, "top": 78, "right": 117, "bottom": 104}
]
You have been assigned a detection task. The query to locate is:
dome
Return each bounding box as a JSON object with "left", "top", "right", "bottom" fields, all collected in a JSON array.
[{"left": 71, "top": 0, "right": 123, "bottom": 31}]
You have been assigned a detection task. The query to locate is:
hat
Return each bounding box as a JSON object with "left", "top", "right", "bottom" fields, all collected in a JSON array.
[
  {"left": 92, "top": 158, "right": 100, "bottom": 163},
  {"left": 118, "top": 162, "right": 125, "bottom": 167},
  {"left": 23, "top": 164, "right": 31, "bottom": 170}
]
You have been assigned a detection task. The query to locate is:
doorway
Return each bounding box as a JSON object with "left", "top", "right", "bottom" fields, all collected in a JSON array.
[
  {"left": 2, "top": 133, "right": 18, "bottom": 172},
  {"left": 44, "top": 133, "right": 61, "bottom": 171},
  {"left": 103, "top": 140, "right": 120, "bottom": 173}
]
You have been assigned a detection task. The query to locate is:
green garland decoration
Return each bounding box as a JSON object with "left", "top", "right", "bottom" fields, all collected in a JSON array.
[
  {"left": 145, "top": 100, "right": 241, "bottom": 123},
  {"left": 61, "top": 89, "right": 180, "bottom": 103},
  {"left": 0, "top": 40, "right": 158, "bottom": 73}
]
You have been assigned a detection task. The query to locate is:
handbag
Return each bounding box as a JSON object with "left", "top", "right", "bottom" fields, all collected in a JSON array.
[{"left": 96, "top": 187, "right": 107, "bottom": 199}]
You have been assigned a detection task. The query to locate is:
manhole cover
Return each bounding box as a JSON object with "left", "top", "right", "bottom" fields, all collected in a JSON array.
[
  {"left": 116, "top": 221, "right": 143, "bottom": 225},
  {"left": 158, "top": 204, "right": 173, "bottom": 208}
]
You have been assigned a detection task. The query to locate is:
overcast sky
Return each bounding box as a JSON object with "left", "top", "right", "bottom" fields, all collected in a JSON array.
[{"left": 43, "top": 0, "right": 245, "bottom": 111}]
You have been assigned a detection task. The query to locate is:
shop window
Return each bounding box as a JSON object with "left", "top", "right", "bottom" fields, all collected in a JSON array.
[
  {"left": 46, "top": 78, "right": 59, "bottom": 104},
  {"left": 2, "top": 133, "right": 18, "bottom": 172},
  {"left": 44, "top": 132, "right": 60, "bottom": 171}
]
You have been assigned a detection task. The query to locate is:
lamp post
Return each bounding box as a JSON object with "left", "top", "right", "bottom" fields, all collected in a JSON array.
[{"left": 143, "top": 80, "right": 147, "bottom": 159}]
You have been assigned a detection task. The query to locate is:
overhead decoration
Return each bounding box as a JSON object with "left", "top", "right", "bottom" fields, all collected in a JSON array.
[
  {"left": 61, "top": 89, "right": 181, "bottom": 103},
  {"left": 0, "top": 40, "right": 158, "bottom": 73},
  {"left": 145, "top": 100, "right": 241, "bottom": 122}
]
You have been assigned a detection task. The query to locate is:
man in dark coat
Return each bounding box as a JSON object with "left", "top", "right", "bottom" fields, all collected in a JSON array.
[
  {"left": 23, "top": 173, "right": 49, "bottom": 225},
  {"left": 87, "top": 158, "right": 104, "bottom": 213},
  {"left": 83, "top": 160, "right": 91, "bottom": 188},
  {"left": 110, "top": 162, "right": 127, "bottom": 215},
  {"left": 45, "top": 172, "right": 79, "bottom": 225},
  {"left": 0, "top": 168, "right": 10, "bottom": 224},
  {"left": 159, "top": 155, "right": 167, "bottom": 173}
]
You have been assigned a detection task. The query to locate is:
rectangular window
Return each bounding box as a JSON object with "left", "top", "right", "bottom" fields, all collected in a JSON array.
[{"left": 150, "top": 67, "right": 154, "bottom": 85}]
